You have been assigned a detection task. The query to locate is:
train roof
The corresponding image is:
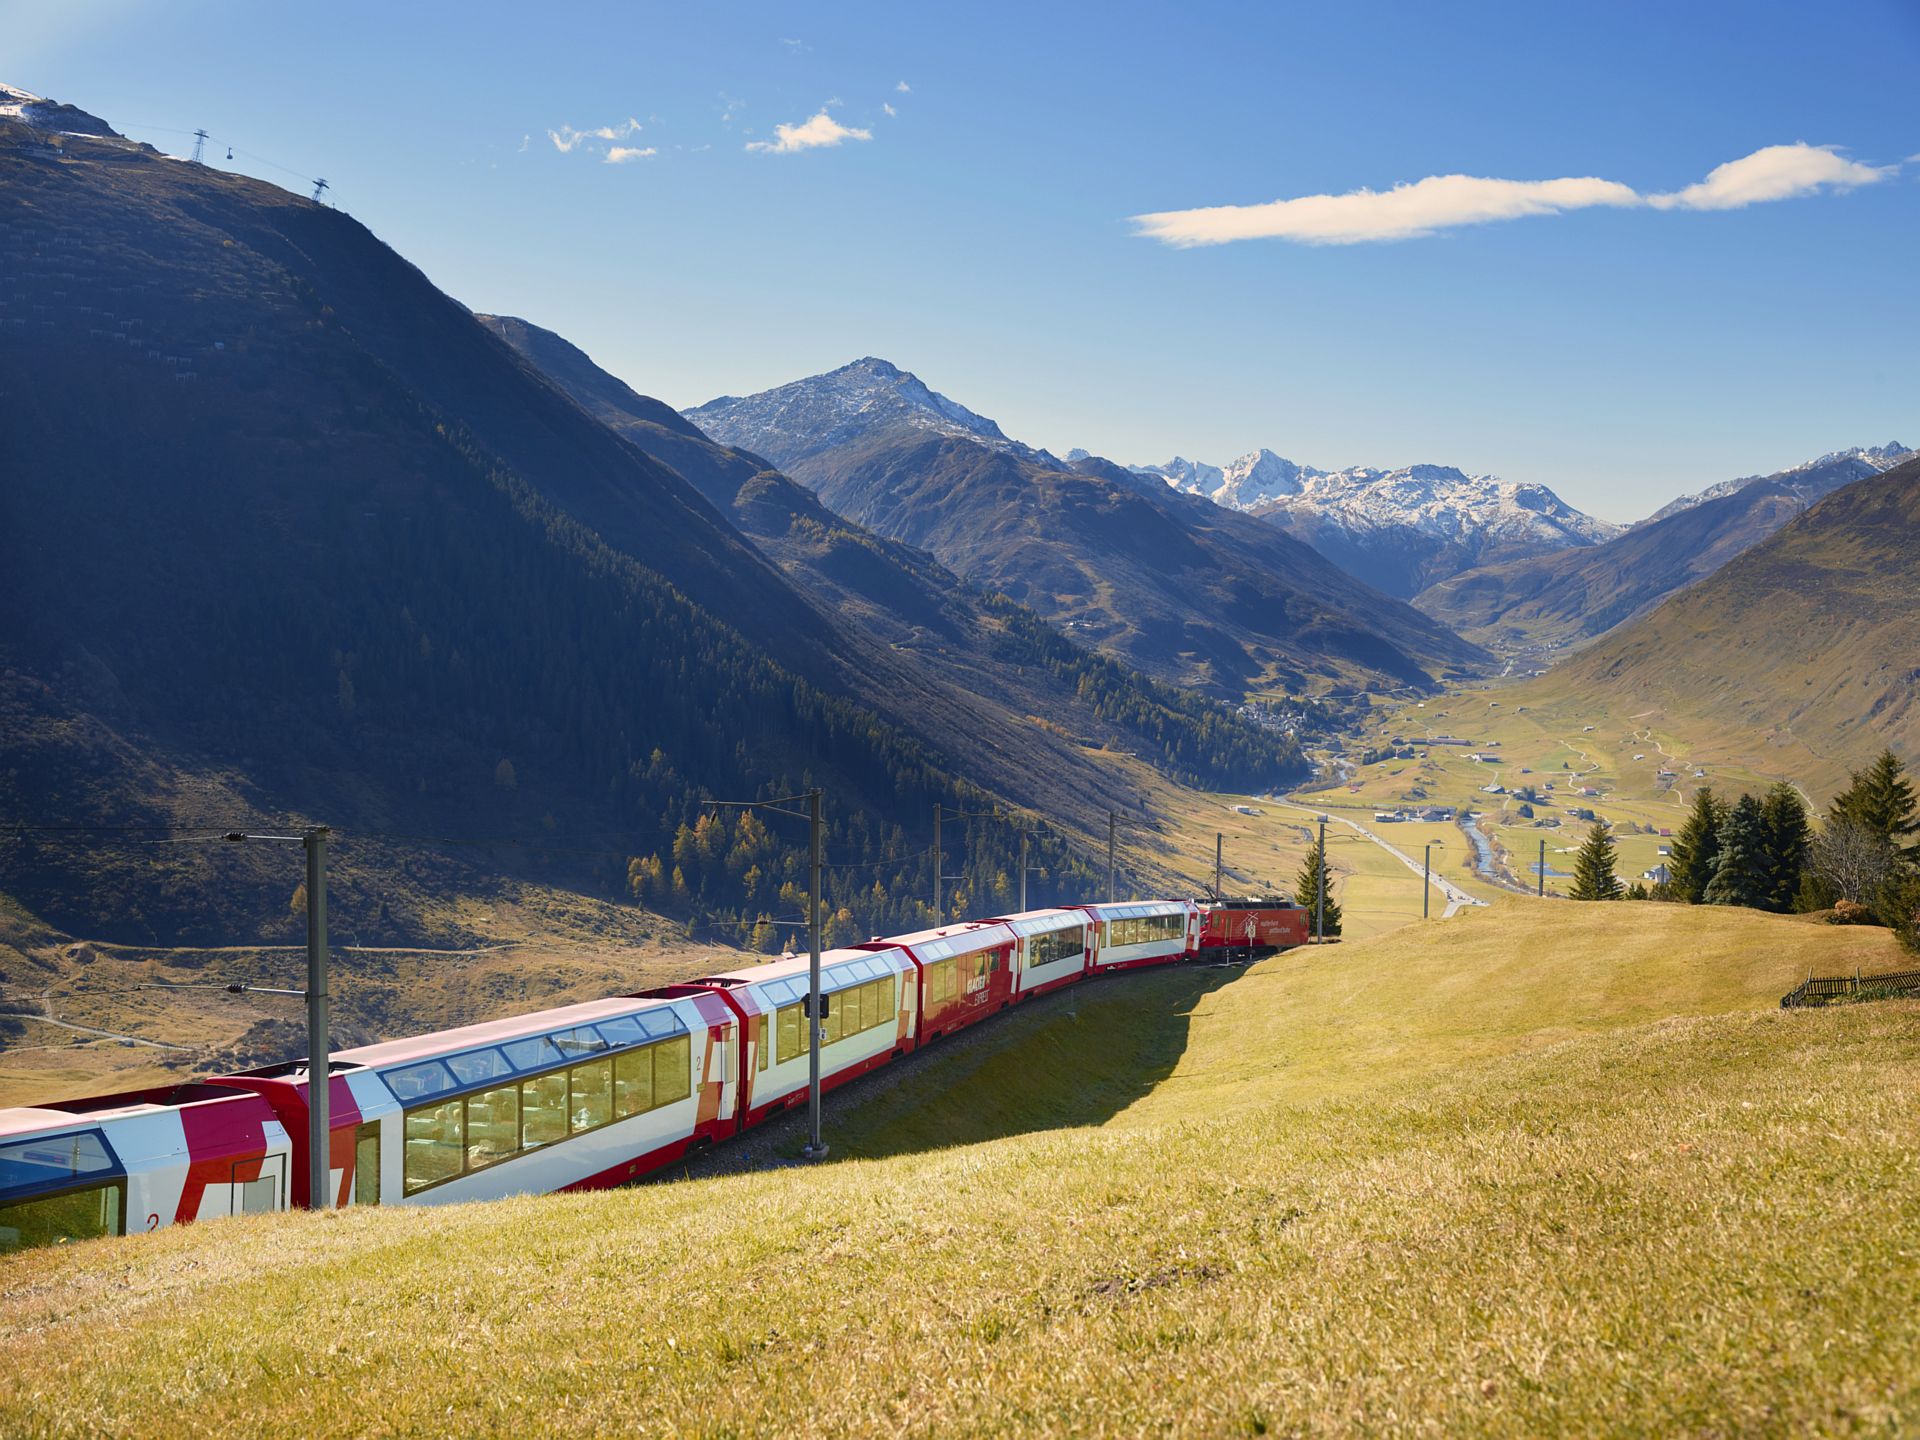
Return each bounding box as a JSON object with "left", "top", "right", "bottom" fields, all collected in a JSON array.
[
  {"left": 0, "top": 1082, "right": 264, "bottom": 1139},
  {"left": 331, "top": 991, "right": 689, "bottom": 1072},
  {"left": 694, "top": 944, "right": 911, "bottom": 991},
  {"left": 880, "top": 921, "right": 1017, "bottom": 959},
  {"left": 987, "top": 907, "right": 1088, "bottom": 937},
  {"left": 1084, "top": 899, "right": 1190, "bottom": 919}
]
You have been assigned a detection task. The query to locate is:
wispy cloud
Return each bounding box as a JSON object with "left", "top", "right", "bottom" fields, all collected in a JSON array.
[
  {"left": 1133, "top": 143, "right": 1896, "bottom": 248},
  {"left": 883, "top": 102, "right": 897, "bottom": 118},
  {"left": 605, "top": 145, "right": 656, "bottom": 164},
  {"left": 896, "top": 81, "right": 911, "bottom": 93},
  {"left": 746, "top": 109, "right": 872, "bottom": 154},
  {"left": 548, "top": 117, "right": 644, "bottom": 156}
]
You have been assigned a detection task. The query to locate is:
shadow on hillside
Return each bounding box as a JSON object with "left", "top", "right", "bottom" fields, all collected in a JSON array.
[{"left": 669, "top": 964, "right": 1244, "bottom": 1181}]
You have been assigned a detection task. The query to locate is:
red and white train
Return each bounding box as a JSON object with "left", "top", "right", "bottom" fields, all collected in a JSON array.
[{"left": 0, "top": 895, "right": 1306, "bottom": 1254}]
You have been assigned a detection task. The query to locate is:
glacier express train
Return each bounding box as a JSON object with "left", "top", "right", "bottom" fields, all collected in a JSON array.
[{"left": 0, "top": 896, "right": 1306, "bottom": 1254}]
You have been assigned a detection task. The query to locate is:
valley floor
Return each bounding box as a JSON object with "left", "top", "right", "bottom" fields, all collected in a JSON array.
[{"left": 4, "top": 901, "right": 1915, "bottom": 1437}]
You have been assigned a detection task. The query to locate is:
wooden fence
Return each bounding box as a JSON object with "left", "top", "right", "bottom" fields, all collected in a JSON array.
[{"left": 1781, "top": 968, "right": 1920, "bottom": 1009}]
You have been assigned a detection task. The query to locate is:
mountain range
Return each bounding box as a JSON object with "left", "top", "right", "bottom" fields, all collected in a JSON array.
[
  {"left": 690, "top": 359, "right": 1488, "bottom": 697},
  {"left": 1129, "top": 450, "right": 1618, "bottom": 599},
  {"left": 1552, "top": 452, "right": 1920, "bottom": 784},
  {"left": 1415, "top": 444, "right": 1912, "bottom": 650}
]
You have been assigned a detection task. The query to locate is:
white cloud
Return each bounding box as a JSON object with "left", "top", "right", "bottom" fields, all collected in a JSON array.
[
  {"left": 1646, "top": 143, "right": 1892, "bottom": 211},
  {"left": 517, "top": 134, "right": 529, "bottom": 153},
  {"left": 746, "top": 109, "right": 873, "bottom": 154},
  {"left": 605, "top": 145, "right": 656, "bottom": 164},
  {"left": 883, "top": 102, "right": 897, "bottom": 118},
  {"left": 896, "top": 81, "right": 911, "bottom": 93},
  {"left": 1133, "top": 143, "right": 1896, "bottom": 248}
]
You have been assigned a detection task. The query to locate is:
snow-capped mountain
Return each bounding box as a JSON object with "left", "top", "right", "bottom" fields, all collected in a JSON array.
[
  {"left": 689, "top": 357, "right": 1061, "bottom": 471},
  {"left": 0, "top": 82, "right": 121, "bottom": 138},
  {"left": 1131, "top": 448, "right": 1618, "bottom": 598},
  {"left": 1638, "top": 443, "right": 1911, "bottom": 526}
]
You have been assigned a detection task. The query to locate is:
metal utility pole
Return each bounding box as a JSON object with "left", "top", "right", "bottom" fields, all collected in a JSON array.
[
  {"left": 1019, "top": 830, "right": 1030, "bottom": 913},
  {"left": 1214, "top": 832, "right": 1224, "bottom": 900},
  {"left": 802, "top": 789, "right": 827, "bottom": 1161},
  {"left": 190, "top": 129, "right": 208, "bottom": 164},
  {"left": 1315, "top": 815, "right": 1328, "bottom": 943},
  {"left": 1107, "top": 809, "right": 1117, "bottom": 903},
  {"left": 1538, "top": 839, "right": 1546, "bottom": 897},
  {"left": 1423, "top": 842, "right": 1432, "bottom": 919},
  {"left": 303, "top": 827, "right": 330, "bottom": 1209},
  {"left": 932, "top": 802, "right": 943, "bottom": 923}
]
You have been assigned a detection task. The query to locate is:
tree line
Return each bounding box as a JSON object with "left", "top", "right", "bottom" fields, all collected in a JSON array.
[{"left": 1565, "top": 749, "right": 1920, "bottom": 952}]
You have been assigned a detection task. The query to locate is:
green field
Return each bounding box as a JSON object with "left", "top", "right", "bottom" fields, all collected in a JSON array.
[
  {"left": 1309, "top": 681, "right": 1839, "bottom": 898},
  {"left": 4, "top": 901, "right": 1915, "bottom": 1436}
]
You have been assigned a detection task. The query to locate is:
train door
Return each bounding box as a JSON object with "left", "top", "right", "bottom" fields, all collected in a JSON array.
[
  {"left": 233, "top": 1153, "right": 284, "bottom": 1216},
  {"left": 354, "top": 1122, "right": 381, "bottom": 1206}
]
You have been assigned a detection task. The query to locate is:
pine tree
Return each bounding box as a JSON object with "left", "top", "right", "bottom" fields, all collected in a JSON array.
[
  {"left": 1568, "top": 822, "right": 1623, "bottom": 901},
  {"left": 1666, "top": 788, "right": 1727, "bottom": 903},
  {"left": 1295, "top": 836, "right": 1342, "bottom": 936},
  {"left": 1830, "top": 748, "right": 1919, "bottom": 860},
  {"left": 1757, "top": 781, "right": 1811, "bottom": 913},
  {"left": 1704, "top": 793, "right": 1769, "bottom": 908}
]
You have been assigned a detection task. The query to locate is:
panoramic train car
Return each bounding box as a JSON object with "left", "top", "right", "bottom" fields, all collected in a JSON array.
[
  {"left": 1083, "top": 899, "right": 1201, "bottom": 971},
  {"left": 678, "top": 945, "right": 917, "bottom": 1128},
  {"left": 869, "top": 921, "right": 1017, "bottom": 1040},
  {"left": 319, "top": 990, "right": 736, "bottom": 1207},
  {"left": 988, "top": 907, "right": 1093, "bottom": 998},
  {"left": 0, "top": 1083, "right": 291, "bottom": 1251},
  {"left": 1197, "top": 896, "right": 1311, "bottom": 956}
]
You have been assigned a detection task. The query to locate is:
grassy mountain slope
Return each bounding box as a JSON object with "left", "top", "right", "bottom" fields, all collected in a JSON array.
[
  {"left": 1549, "top": 455, "right": 1920, "bottom": 774},
  {"left": 5, "top": 902, "right": 1915, "bottom": 1436},
  {"left": 477, "top": 315, "right": 1302, "bottom": 794},
  {"left": 1417, "top": 450, "right": 1906, "bottom": 651},
  {"left": 0, "top": 115, "right": 1099, "bottom": 955}
]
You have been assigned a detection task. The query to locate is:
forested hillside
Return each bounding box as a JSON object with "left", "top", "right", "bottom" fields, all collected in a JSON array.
[{"left": 0, "top": 115, "right": 1169, "bottom": 962}]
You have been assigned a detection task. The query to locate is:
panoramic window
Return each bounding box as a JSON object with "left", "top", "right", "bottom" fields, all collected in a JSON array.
[
  {"left": 0, "top": 1184, "right": 122, "bottom": 1252},
  {"left": 402, "top": 1099, "right": 464, "bottom": 1194}
]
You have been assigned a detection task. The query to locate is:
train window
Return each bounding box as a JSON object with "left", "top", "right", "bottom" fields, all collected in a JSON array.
[
  {"left": 754, "top": 1013, "right": 769, "bottom": 1071},
  {"left": 387, "top": 1060, "right": 457, "bottom": 1103},
  {"left": 503, "top": 1036, "right": 560, "bottom": 1071},
  {"left": 776, "top": 1003, "right": 802, "bottom": 1066},
  {"left": 570, "top": 1060, "right": 613, "bottom": 1133},
  {"left": 596, "top": 1016, "right": 646, "bottom": 1047},
  {"left": 402, "top": 1100, "right": 464, "bottom": 1195},
  {"left": 925, "top": 958, "right": 956, "bottom": 1008},
  {"left": 0, "top": 1131, "right": 116, "bottom": 1192},
  {"left": 1028, "top": 926, "right": 1083, "bottom": 969},
  {"left": 0, "top": 1183, "right": 122, "bottom": 1253},
  {"left": 1108, "top": 914, "right": 1184, "bottom": 948},
  {"left": 653, "top": 1036, "right": 692, "bottom": 1104},
  {"left": 520, "top": 1072, "right": 569, "bottom": 1150},
  {"left": 465, "top": 1084, "right": 521, "bottom": 1169},
  {"left": 614, "top": 1049, "right": 654, "bottom": 1117},
  {"left": 446, "top": 1048, "right": 514, "bottom": 1086},
  {"left": 552, "top": 1027, "right": 607, "bottom": 1060},
  {"left": 354, "top": 1123, "right": 381, "bottom": 1205}
]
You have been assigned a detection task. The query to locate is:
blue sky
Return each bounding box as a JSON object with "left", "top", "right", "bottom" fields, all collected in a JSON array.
[{"left": 11, "top": 0, "right": 1917, "bottom": 519}]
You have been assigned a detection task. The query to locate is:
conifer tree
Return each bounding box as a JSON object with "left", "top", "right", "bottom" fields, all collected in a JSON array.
[
  {"left": 1758, "top": 781, "right": 1811, "bottom": 913},
  {"left": 1295, "top": 836, "right": 1342, "bottom": 936},
  {"left": 1704, "top": 793, "right": 1769, "bottom": 909},
  {"left": 1666, "top": 788, "right": 1727, "bottom": 903},
  {"left": 1830, "top": 749, "right": 1919, "bottom": 860},
  {"left": 1569, "top": 821, "right": 1623, "bottom": 901}
]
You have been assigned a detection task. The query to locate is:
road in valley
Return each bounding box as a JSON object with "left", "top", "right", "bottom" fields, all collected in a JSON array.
[{"left": 1272, "top": 799, "right": 1490, "bottom": 919}]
